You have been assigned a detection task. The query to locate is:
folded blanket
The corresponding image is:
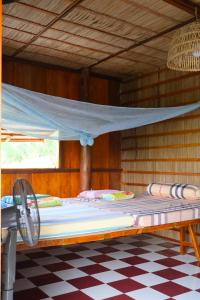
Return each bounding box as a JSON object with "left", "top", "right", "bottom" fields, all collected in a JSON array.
[
  {"left": 147, "top": 183, "right": 200, "bottom": 200},
  {"left": 1, "top": 194, "right": 53, "bottom": 208},
  {"left": 28, "top": 194, "right": 50, "bottom": 199},
  {"left": 1, "top": 195, "right": 14, "bottom": 207},
  {"left": 36, "top": 197, "right": 62, "bottom": 208},
  {"left": 100, "top": 191, "right": 135, "bottom": 201},
  {"left": 1, "top": 195, "right": 24, "bottom": 207}
]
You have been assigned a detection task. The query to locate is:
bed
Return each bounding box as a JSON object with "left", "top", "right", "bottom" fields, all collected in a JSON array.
[{"left": 15, "top": 194, "right": 200, "bottom": 261}]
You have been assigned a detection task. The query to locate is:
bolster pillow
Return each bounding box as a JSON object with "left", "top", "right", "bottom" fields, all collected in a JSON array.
[{"left": 147, "top": 183, "right": 200, "bottom": 200}]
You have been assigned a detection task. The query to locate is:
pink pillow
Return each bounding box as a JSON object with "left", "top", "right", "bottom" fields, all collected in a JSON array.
[{"left": 78, "top": 190, "right": 119, "bottom": 199}]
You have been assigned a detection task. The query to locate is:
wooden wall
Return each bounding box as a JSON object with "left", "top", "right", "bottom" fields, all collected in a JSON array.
[
  {"left": 2, "top": 57, "right": 121, "bottom": 197},
  {"left": 120, "top": 69, "right": 200, "bottom": 241}
]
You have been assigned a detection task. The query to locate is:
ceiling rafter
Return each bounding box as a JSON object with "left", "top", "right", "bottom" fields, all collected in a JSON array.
[
  {"left": 3, "top": 14, "right": 123, "bottom": 51},
  {"left": 49, "top": 24, "right": 123, "bottom": 51},
  {"left": 134, "top": 44, "right": 168, "bottom": 54},
  {"left": 3, "top": 12, "right": 169, "bottom": 61},
  {"left": 87, "top": 16, "right": 195, "bottom": 69},
  {"left": 12, "top": 0, "right": 85, "bottom": 57},
  {"left": 3, "top": 0, "right": 198, "bottom": 77},
  {"left": 163, "top": 0, "right": 199, "bottom": 15},
  {"left": 3, "top": 26, "right": 162, "bottom": 68},
  {"left": 5, "top": 2, "right": 140, "bottom": 45},
  {"left": 123, "top": 0, "right": 182, "bottom": 23},
  {"left": 4, "top": 37, "right": 98, "bottom": 63},
  {"left": 4, "top": 0, "right": 171, "bottom": 60},
  {"left": 78, "top": 5, "right": 158, "bottom": 35},
  {"left": 6, "top": 0, "right": 171, "bottom": 47},
  {"left": 22, "top": 0, "right": 170, "bottom": 39},
  {"left": 18, "top": 1, "right": 164, "bottom": 39},
  {"left": 125, "top": 50, "right": 166, "bottom": 62},
  {"left": 15, "top": 1, "right": 59, "bottom": 16},
  {"left": 3, "top": 25, "right": 114, "bottom": 56},
  {"left": 3, "top": 13, "right": 123, "bottom": 51},
  {"left": 58, "top": 19, "right": 145, "bottom": 43},
  {"left": 14, "top": 47, "right": 86, "bottom": 68}
]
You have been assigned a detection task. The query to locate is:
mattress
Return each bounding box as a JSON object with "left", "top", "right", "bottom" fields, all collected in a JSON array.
[
  {"left": 89, "top": 194, "right": 200, "bottom": 227},
  {"left": 13, "top": 194, "right": 200, "bottom": 241},
  {"left": 30, "top": 198, "right": 134, "bottom": 240}
]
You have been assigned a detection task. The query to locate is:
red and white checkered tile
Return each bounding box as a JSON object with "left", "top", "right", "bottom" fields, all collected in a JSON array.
[{"left": 14, "top": 234, "right": 200, "bottom": 300}]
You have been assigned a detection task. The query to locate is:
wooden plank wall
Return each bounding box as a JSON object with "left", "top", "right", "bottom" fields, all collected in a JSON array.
[
  {"left": 120, "top": 69, "right": 200, "bottom": 241},
  {"left": 2, "top": 58, "right": 121, "bottom": 197}
]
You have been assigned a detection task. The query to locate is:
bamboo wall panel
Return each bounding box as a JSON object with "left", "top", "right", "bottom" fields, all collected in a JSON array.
[
  {"left": 2, "top": 58, "right": 121, "bottom": 197},
  {"left": 121, "top": 69, "right": 200, "bottom": 240}
]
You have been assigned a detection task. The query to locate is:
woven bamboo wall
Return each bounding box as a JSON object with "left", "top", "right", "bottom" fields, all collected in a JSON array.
[{"left": 120, "top": 69, "right": 200, "bottom": 241}]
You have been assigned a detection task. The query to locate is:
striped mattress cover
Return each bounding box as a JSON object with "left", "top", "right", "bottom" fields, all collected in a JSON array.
[
  {"left": 13, "top": 194, "right": 200, "bottom": 241},
  {"left": 88, "top": 193, "right": 200, "bottom": 227}
]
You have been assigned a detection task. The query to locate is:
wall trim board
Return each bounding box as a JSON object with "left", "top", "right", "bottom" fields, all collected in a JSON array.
[
  {"left": 122, "top": 99, "right": 199, "bottom": 109},
  {"left": 123, "top": 170, "right": 200, "bottom": 177},
  {"left": 2, "top": 168, "right": 122, "bottom": 174},
  {"left": 122, "top": 85, "right": 200, "bottom": 106},
  {"left": 161, "top": 112, "right": 200, "bottom": 124},
  {"left": 122, "top": 143, "right": 200, "bottom": 152},
  {"left": 120, "top": 114, "right": 200, "bottom": 139},
  {"left": 121, "top": 71, "right": 200, "bottom": 95},
  {"left": 122, "top": 158, "right": 200, "bottom": 162},
  {"left": 122, "top": 128, "right": 200, "bottom": 141},
  {"left": 121, "top": 182, "right": 147, "bottom": 187}
]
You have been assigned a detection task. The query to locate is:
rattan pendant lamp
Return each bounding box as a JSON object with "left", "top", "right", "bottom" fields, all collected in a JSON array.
[{"left": 167, "top": 8, "right": 200, "bottom": 71}]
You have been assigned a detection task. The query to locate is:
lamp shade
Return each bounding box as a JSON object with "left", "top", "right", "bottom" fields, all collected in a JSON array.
[{"left": 167, "top": 21, "right": 200, "bottom": 71}]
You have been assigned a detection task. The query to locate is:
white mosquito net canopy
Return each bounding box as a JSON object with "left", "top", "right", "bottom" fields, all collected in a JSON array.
[{"left": 2, "top": 83, "right": 200, "bottom": 146}]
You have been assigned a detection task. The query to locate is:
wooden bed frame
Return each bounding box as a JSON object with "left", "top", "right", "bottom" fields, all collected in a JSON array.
[{"left": 17, "top": 218, "right": 200, "bottom": 261}]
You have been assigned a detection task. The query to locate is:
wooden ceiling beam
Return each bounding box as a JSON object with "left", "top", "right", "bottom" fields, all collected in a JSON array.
[
  {"left": 3, "top": 9, "right": 170, "bottom": 56},
  {"left": 122, "top": 0, "right": 180, "bottom": 23},
  {"left": 163, "top": 0, "right": 199, "bottom": 15},
  {"left": 3, "top": 24, "right": 114, "bottom": 56},
  {"left": 3, "top": 34, "right": 161, "bottom": 69},
  {"left": 3, "top": 37, "right": 97, "bottom": 64},
  {"left": 3, "top": 14, "right": 123, "bottom": 51},
  {"left": 13, "top": 1, "right": 57, "bottom": 16},
  {"left": 12, "top": 0, "right": 85, "bottom": 57},
  {"left": 88, "top": 16, "right": 195, "bottom": 69},
  {"left": 4, "top": 2, "right": 170, "bottom": 46},
  {"left": 79, "top": 5, "right": 157, "bottom": 35}
]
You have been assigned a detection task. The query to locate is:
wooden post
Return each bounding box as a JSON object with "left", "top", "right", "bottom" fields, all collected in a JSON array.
[
  {"left": 59, "top": 141, "right": 65, "bottom": 168},
  {"left": 80, "top": 145, "right": 91, "bottom": 191},
  {"left": 80, "top": 68, "right": 91, "bottom": 191}
]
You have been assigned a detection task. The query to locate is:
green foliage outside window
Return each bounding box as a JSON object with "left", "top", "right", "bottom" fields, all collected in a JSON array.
[{"left": 1, "top": 140, "right": 59, "bottom": 168}]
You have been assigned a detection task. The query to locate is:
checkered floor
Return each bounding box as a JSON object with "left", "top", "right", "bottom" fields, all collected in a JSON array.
[{"left": 14, "top": 234, "right": 200, "bottom": 300}]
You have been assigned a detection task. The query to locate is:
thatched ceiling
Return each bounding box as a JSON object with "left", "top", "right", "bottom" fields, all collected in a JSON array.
[{"left": 2, "top": 0, "right": 200, "bottom": 79}]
